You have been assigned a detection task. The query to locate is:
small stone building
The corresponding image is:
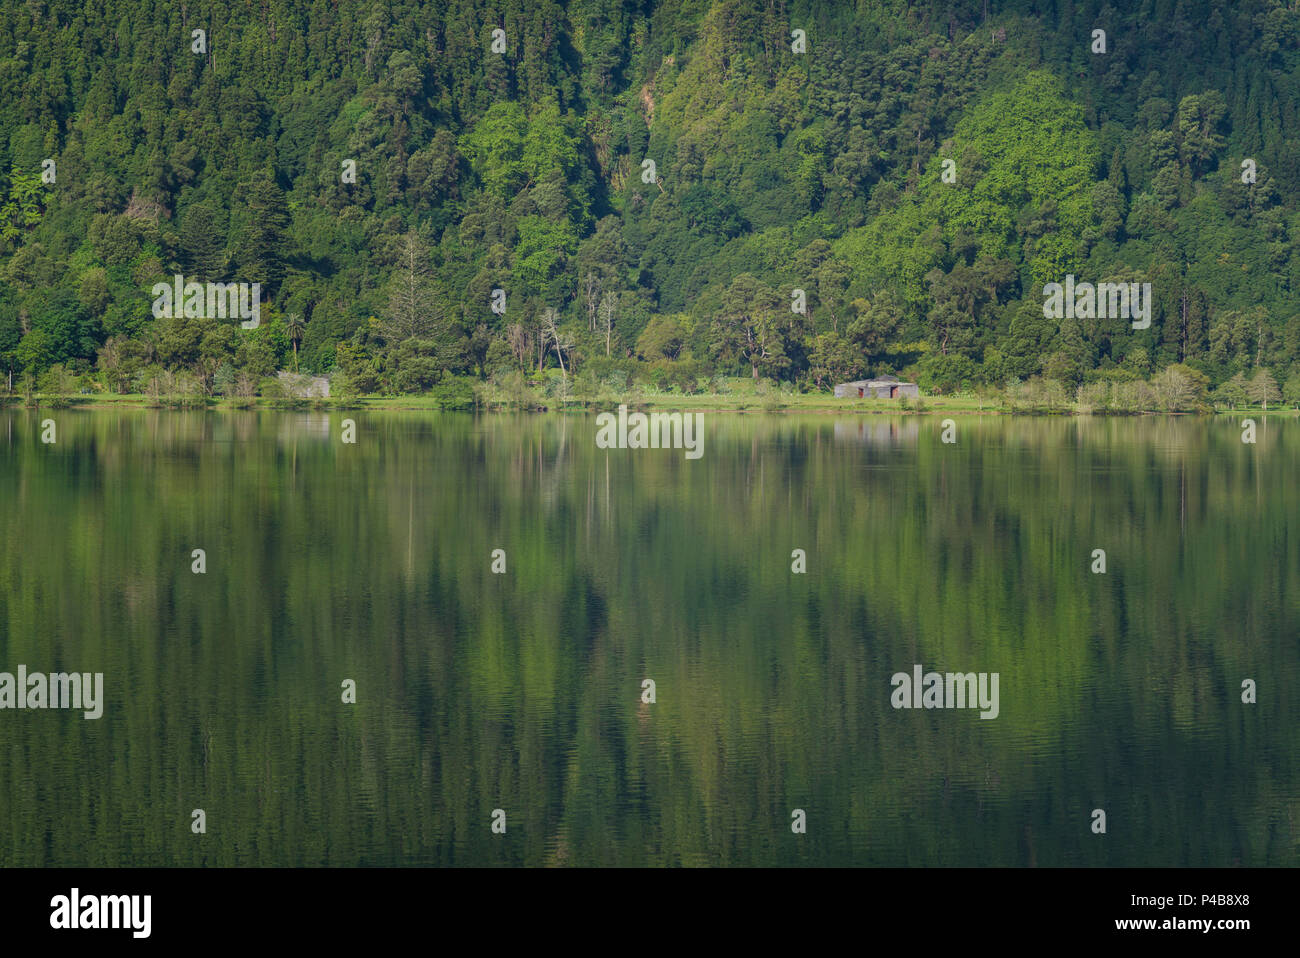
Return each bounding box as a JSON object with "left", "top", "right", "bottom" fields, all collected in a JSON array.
[{"left": 834, "top": 375, "right": 919, "bottom": 399}]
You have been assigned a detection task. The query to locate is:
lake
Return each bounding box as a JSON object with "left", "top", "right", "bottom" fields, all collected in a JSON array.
[{"left": 1, "top": 409, "right": 1296, "bottom": 866}]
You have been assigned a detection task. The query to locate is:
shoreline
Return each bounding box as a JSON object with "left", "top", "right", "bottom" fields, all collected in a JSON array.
[{"left": 1, "top": 394, "right": 1291, "bottom": 417}]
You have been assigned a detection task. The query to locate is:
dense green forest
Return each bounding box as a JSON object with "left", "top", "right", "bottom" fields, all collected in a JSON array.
[{"left": 2, "top": 0, "right": 1300, "bottom": 406}]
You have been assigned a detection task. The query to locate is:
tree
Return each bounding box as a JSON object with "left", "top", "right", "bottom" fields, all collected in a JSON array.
[
  {"left": 1283, "top": 372, "right": 1300, "bottom": 409},
  {"left": 583, "top": 272, "right": 601, "bottom": 334},
  {"left": 180, "top": 205, "right": 228, "bottom": 280},
  {"left": 196, "top": 323, "right": 238, "bottom": 396},
  {"left": 232, "top": 172, "right": 291, "bottom": 291},
  {"left": 505, "top": 323, "right": 532, "bottom": 369},
  {"left": 459, "top": 102, "right": 530, "bottom": 198},
  {"left": 1151, "top": 366, "right": 1199, "bottom": 411},
  {"left": 540, "top": 307, "right": 572, "bottom": 382},
  {"left": 808, "top": 331, "right": 862, "bottom": 389},
  {"left": 285, "top": 313, "right": 305, "bottom": 372},
  {"left": 0, "top": 168, "right": 45, "bottom": 247},
  {"left": 1246, "top": 368, "right": 1281, "bottom": 409},
  {"left": 1177, "top": 92, "right": 1227, "bottom": 178},
  {"left": 927, "top": 299, "right": 976, "bottom": 357},
  {"left": 1215, "top": 371, "right": 1249, "bottom": 408},
  {"left": 847, "top": 292, "right": 903, "bottom": 363},
  {"left": 710, "top": 274, "right": 788, "bottom": 380},
  {"left": 14, "top": 328, "right": 56, "bottom": 375},
  {"left": 152, "top": 313, "right": 211, "bottom": 369},
  {"left": 636, "top": 313, "right": 685, "bottom": 361},
  {"left": 382, "top": 231, "right": 440, "bottom": 343},
  {"left": 97, "top": 337, "right": 151, "bottom": 394},
  {"left": 814, "top": 256, "right": 853, "bottom": 333},
  {"left": 599, "top": 290, "right": 618, "bottom": 357}
]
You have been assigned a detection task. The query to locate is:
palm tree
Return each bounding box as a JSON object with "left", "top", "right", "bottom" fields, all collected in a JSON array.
[{"left": 285, "top": 313, "right": 305, "bottom": 372}]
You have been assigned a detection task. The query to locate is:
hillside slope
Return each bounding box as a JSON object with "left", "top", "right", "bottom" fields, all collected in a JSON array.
[{"left": 1, "top": 0, "right": 1298, "bottom": 399}]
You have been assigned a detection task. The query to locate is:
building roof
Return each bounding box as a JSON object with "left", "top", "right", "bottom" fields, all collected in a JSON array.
[{"left": 837, "top": 377, "right": 912, "bottom": 387}]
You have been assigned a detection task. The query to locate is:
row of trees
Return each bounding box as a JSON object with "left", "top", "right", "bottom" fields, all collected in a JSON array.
[{"left": 1008, "top": 365, "right": 1291, "bottom": 413}]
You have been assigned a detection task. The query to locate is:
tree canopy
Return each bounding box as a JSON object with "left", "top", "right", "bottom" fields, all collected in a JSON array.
[{"left": 2, "top": 0, "right": 1299, "bottom": 399}]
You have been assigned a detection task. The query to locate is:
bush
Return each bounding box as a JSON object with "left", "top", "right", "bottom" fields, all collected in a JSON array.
[
  {"left": 213, "top": 362, "right": 238, "bottom": 396},
  {"left": 328, "top": 370, "right": 358, "bottom": 404},
  {"left": 38, "top": 364, "right": 76, "bottom": 397},
  {"left": 1076, "top": 381, "right": 1110, "bottom": 412},
  {"left": 1110, "top": 379, "right": 1157, "bottom": 412},
  {"left": 478, "top": 369, "right": 540, "bottom": 409},
  {"left": 1284, "top": 372, "right": 1300, "bottom": 409},
  {"left": 1007, "top": 376, "right": 1071, "bottom": 412},
  {"left": 1151, "top": 365, "right": 1203, "bottom": 412},
  {"left": 917, "top": 352, "right": 978, "bottom": 394},
  {"left": 1211, "top": 372, "right": 1249, "bottom": 408},
  {"left": 427, "top": 375, "right": 476, "bottom": 410}
]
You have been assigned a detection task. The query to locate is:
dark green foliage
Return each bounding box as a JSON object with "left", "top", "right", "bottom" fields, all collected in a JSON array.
[{"left": 1, "top": 1, "right": 1299, "bottom": 394}]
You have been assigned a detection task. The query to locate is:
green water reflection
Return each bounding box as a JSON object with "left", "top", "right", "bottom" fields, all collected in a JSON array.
[{"left": 0, "top": 410, "right": 1295, "bottom": 866}]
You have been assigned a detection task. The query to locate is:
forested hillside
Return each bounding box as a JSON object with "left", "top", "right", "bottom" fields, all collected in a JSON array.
[{"left": 2, "top": 0, "right": 1300, "bottom": 405}]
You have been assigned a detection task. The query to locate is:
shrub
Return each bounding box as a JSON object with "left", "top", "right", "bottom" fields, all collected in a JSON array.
[
  {"left": 1076, "top": 381, "right": 1110, "bottom": 412},
  {"left": 427, "top": 375, "right": 476, "bottom": 410}
]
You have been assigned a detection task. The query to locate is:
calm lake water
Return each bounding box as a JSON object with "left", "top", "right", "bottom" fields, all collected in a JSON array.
[{"left": 1, "top": 409, "right": 1296, "bottom": 866}]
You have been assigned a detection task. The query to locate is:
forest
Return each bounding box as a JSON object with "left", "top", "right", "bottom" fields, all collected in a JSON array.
[{"left": 2, "top": 0, "right": 1299, "bottom": 409}]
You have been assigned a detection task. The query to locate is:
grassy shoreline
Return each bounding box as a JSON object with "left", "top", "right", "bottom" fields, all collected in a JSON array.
[{"left": 2, "top": 391, "right": 1293, "bottom": 417}]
